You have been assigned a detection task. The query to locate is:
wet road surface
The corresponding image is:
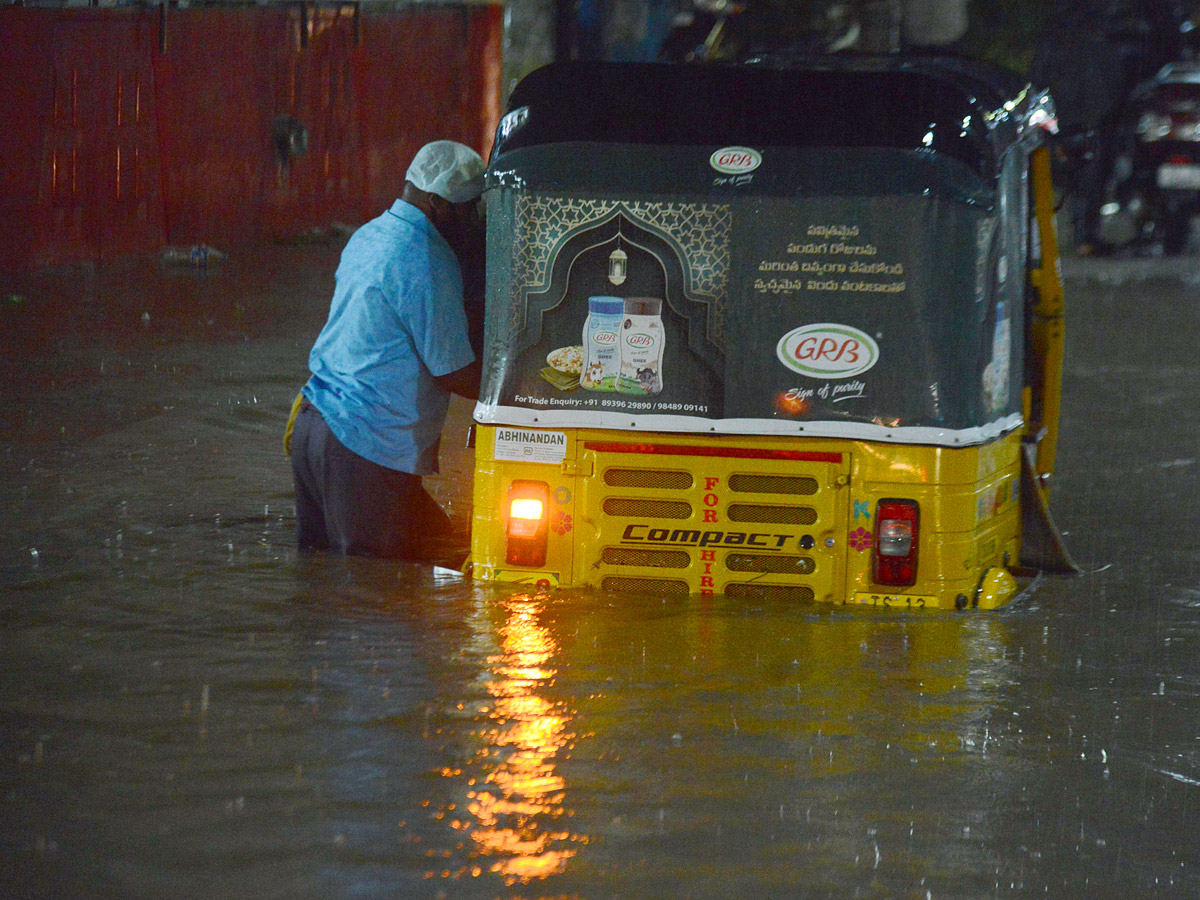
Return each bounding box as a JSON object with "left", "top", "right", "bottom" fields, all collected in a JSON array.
[{"left": 2, "top": 246, "right": 1200, "bottom": 899}]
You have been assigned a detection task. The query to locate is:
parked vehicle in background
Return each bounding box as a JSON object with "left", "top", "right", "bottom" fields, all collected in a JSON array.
[{"left": 1103, "top": 61, "right": 1200, "bottom": 254}]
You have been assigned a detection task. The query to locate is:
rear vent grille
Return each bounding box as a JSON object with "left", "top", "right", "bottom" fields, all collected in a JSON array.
[
  {"left": 726, "top": 583, "right": 815, "bottom": 602},
  {"left": 603, "top": 498, "right": 692, "bottom": 519},
  {"left": 602, "top": 547, "right": 691, "bottom": 568},
  {"left": 726, "top": 504, "right": 817, "bottom": 525},
  {"left": 602, "top": 576, "right": 690, "bottom": 596},
  {"left": 605, "top": 468, "right": 693, "bottom": 489},
  {"left": 725, "top": 554, "right": 815, "bottom": 575},
  {"left": 729, "top": 474, "right": 818, "bottom": 495}
]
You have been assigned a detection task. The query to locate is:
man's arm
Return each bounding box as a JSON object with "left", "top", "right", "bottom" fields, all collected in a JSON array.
[{"left": 434, "top": 359, "right": 482, "bottom": 400}]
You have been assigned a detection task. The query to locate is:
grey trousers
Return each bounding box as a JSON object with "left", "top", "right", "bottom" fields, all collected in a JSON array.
[{"left": 289, "top": 402, "right": 451, "bottom": 559}]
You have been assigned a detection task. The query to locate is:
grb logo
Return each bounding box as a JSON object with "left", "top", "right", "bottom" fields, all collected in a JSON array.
[
  {"left": 777, "top": 323, "right": 879, "bottom": 379},
  {"left": 710, "top": 146, "right": 762, "bottom": 174},
  {"left": 626, "top": 333, "right": 653, "bottom": 348}
]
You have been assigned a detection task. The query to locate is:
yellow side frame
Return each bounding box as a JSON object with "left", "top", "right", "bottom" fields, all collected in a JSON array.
[{"left": 1027, "top": 144, "right": 1066, "bottom": 490}]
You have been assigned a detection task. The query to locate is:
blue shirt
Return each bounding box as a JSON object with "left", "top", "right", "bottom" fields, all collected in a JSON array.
[{"left": 303, "top": 200, "right": 475, "bottom": 475}]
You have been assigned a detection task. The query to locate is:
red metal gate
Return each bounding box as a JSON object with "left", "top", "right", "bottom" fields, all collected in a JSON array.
[
  {"left": 38, "top": 13, "right": 168, "bottom": 268},
  {"left": 0, "top": 4, "right": 503, "bottom": 274}
]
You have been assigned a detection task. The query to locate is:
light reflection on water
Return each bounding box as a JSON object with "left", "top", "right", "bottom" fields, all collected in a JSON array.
[{"left": 458, "top": 592, "right": 581, "bottom": 884}]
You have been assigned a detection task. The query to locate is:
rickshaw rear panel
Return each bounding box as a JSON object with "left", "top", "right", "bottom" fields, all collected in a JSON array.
[{"left": 471, "top": 427, "right": 1024, "bottom": 610}]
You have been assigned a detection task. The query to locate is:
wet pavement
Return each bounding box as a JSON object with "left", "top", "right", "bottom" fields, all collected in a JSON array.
[{"left": 2, "top": 243, "right": 1200, "bottom": 899}]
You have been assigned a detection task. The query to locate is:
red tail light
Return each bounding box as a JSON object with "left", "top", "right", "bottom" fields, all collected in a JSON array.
[
  {"left": 873, "top": 499, "right": 919, "bottom": 587},
  {"left": 505, "top": 480, "right": 550, "bottom": 567}
]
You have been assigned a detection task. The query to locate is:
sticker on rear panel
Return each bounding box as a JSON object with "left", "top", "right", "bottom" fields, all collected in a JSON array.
[
  {"left": 710, "top": 146, "right": 762, "bottom": 174},
  {"left": 494, "top": 428, "right": 568, "bottom": 464}
]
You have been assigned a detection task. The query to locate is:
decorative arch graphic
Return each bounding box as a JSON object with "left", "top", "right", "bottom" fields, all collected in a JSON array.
[
  {"left": 515, "top": 209, "right": 723, "bottom": 376},
  {"left": 510, "top": 197, "right": 730, "bottom": 349}
]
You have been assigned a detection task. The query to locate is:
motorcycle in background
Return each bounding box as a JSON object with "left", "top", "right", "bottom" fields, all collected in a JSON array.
[{"left": 1102, "top": 61, "right": 1200, "bottom": 255}]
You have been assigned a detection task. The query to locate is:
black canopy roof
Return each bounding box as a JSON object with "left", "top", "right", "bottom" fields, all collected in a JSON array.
[{"left": 494, "top": 57, "right": 1050, "bottom": 180}]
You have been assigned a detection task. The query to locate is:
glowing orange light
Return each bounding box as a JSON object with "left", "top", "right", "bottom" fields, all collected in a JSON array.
[
  {"left": 509, "top": 498, "right": 544, "bottom": 520},
  {"left": 774, "top": 390, "right": 810, "bottom": 416}
]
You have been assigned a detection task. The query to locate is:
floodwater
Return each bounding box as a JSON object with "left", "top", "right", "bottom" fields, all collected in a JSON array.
[{"left": 2, "top": 245, "right": 1200, "bottom": 900}]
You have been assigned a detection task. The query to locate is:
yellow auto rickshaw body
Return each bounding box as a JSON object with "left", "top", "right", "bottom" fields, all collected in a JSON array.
[{"left": 467, "top": 58, "right": 1071, "bottom": 610}]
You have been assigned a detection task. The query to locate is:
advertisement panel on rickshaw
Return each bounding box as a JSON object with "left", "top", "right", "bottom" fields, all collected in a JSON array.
[{"left": 476, "top": 143, "right": 1024, "bottom": 446}]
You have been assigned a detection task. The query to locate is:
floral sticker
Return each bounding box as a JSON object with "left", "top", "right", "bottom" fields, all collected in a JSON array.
[
  {"left": 551, "top": 511, "right": 574, "bottom": 536},
  {"left": 848, "top": 527, "right": 873, "bottom": 553}
]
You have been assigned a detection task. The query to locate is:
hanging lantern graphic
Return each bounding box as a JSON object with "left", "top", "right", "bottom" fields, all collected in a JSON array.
[{"left": 608, "top": 247, "right": 628, "bottom": 285}]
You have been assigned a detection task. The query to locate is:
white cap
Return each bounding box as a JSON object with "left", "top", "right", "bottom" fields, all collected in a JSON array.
[{"left": 405, "top": 140, "right": 485, "bottom": 203}]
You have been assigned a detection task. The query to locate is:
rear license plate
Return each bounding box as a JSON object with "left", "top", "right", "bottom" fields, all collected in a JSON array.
[
  {"left": 1157, "top": 163, "right": 1200, "bottom": 189},
  {"left": 851, "top": 592, "right": 938, "bottom": 608}
]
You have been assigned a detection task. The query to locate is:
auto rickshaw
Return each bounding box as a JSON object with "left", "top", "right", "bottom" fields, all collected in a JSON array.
[{"left": 466, "top": 57, "right": 1074, "bottom": 610}]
